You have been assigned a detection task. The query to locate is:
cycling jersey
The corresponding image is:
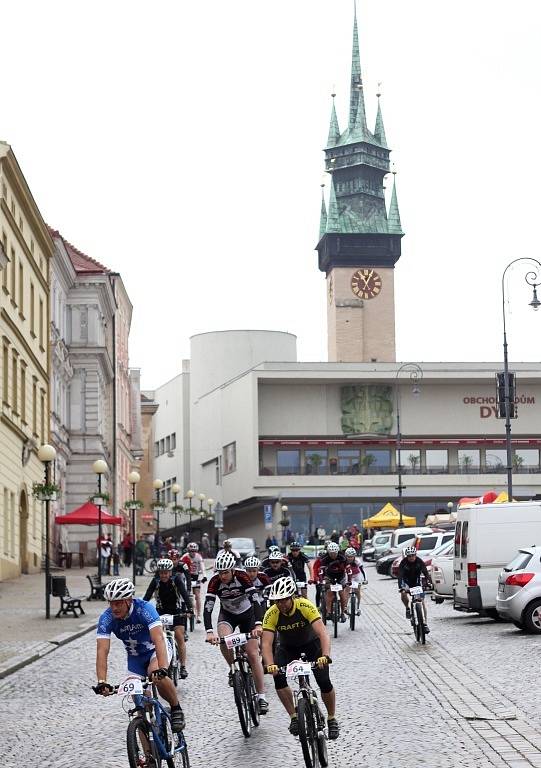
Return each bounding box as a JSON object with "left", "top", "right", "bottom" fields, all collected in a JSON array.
[
  {"left": 204, "top": 570, "right": 262, "bottom": 631},
  {"left": 181, "top": 552, "right": 206, "bottom": 579},
  {"left": 262, "top": 597, "right": 321, "bottom": 648},
  {"left": 319, "top": 553, "right": 347, "bottom": 582},
  {"left": 249, "top": 571, "right": 271, "bottom": 605},
  {"left": 173, "top": 562, "right": 192, "bottom": 593},
  {"left": 287, "top": 552, "right": 310, "bottom": 581},
  {"left": 97, "top": 598, "right": 161, "bottom": 659},
  {"left": 261, "top": 555, "right": 288, "bottom": 569},
  {"left": 263, "top": 564, "right": 296, "bottom": 584},
  {"left": 398, "top": 556, "right": 430, "bottom": 589},
  {"left": 142, "top": 573, "right": 192, "bottom": 615}
]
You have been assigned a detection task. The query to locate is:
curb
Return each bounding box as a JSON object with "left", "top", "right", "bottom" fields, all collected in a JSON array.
[{"left": 0, "top": 620, "right": 97, "bottom": 680}]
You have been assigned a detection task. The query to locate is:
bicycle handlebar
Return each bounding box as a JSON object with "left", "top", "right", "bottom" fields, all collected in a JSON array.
[{"left": 264, "top": 659, "right": 333, "bottom": 674}]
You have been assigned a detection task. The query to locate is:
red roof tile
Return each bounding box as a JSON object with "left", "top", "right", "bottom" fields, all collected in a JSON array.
[{"left": 48, "top": 226, "right": 111, "bottom": 274}]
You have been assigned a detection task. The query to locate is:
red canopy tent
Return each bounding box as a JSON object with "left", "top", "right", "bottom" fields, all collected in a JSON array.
[{"left": 55, "top": 502, "right": 123, "bottom": 526}]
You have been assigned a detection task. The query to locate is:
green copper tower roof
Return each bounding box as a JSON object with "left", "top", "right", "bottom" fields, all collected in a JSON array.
[
  {"left": 327, "top": 95, "right": 341, "bottom": 148},
  {"left": 348, "top": 0, "right": 361, "bottom": 132},
  {"left": 326, "top": 177, "right": 341, "bottom": 234},
  {"left": 373, "top": 95, "right": 388, "bottom": 148},
  {"left": 387, "top": 173, "right": 403, "bottom": 234},
  {"left": 319, "top": 186, "right": 328, "bottom": 239}
]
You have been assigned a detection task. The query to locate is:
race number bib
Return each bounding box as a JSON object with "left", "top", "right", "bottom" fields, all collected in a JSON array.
[
  {"left": 410, "top": 586, "right": 423, "bottom": 596},
  {"left": 117, "top": 677, "right": 144, "bottom": 697},
  {"left": 160, "top": 614, "right": 174, "bottom": 626},
  {"left": 286, "top": 660, "right": 312, "bottom": 678},
  {"left": 224, "top": 633, "right": 247, "bottom": 649},
  {"left": 296, "top": 581, "right": 306, "bottom": 588},
  {"left": 330, "top": 584, "right": 342, "bottom": 593}
]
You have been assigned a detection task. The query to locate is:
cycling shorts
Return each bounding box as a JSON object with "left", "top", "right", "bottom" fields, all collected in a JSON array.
[
  {"left": 273, "top": 638, "right": 332, "bottom": 694},
  {"left": 349, "top": 572, "right": 363, "bottom": 586},
  {"left": 127, "top": 638, "right": 172, "bottom": 678},
  {"left": 217, "top": 607, "right": 255, "bottom": 635}
]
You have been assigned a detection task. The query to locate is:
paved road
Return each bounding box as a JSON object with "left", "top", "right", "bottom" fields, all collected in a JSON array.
[{"left": 4, "top": 564, "right": 541, "bottom": 767}]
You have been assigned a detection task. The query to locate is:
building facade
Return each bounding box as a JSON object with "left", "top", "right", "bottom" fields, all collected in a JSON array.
[{"left": 0, "top": 143, "right": 54, "bottom": 579}]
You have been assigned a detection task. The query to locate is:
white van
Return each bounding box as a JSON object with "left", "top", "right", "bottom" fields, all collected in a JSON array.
[
  {"left": 453, "top": 501, "right": 541, "bottom": 618},
  {"left": 388, "top": 527, "right": 434, "bottom": 550}
]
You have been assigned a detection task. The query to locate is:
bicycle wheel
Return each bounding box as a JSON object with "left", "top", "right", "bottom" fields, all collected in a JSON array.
[
  {"left": 232, "top": 669, "right": 251, "bottom": 737},
  {"left": 415, "top": 602, "right": 426, "bottom": 644},
  {"left": 244, "top": 667, "right": 260, "bottom": 728},
  {"left": 163, "top": 716, "right": 190, "bottom": 768},
  {"left": 127, "top": 716, "right": 159, "bottom": 768},
  {"left": 320, "top": 594, "right": 327, "bottom": 625},
  {"left": 189, "top": 614, "right": 195, "bottom": 633},
  {"left": 315, "top": 703, "right": 328, "bottom": 768},
  {"left": 349, "top": 592, "right": 356, "bottom": 632},
  {"left": 169, "top": 644, "right": 179, "bottom": 687},
  {"left": 297, "top": 696, "right": 318, "bottom": 768},
  {"left": 333, "top": 596, "right": 339, "bottom": 639}
]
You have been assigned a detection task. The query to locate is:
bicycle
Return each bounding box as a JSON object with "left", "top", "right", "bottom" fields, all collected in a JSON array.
[
  {"left": 93, "top": 676, "right": 189, "bottom": 767},
  {"left": 408, "top": 585, "right": 427, "bottom": 644},
  {"left": 268, "top": 655, "right": 329, "bottom": 768},
  {"left": 325, "top": 582, "right": 343, "bottom": 639},
  {"left": 160, "top": 614, "right": 189, "bottom": 686},
  {"left": 347, "top": 585, "right": 358, "bottom": 631},
  {"left": 216, "top": 632, "right": 260, "bottom": 738}
]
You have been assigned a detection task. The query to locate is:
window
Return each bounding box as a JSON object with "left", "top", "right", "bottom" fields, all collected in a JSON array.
[
  {"left": 514, "top": 449, "right": 540, "bottom": 471},
  {"left": 18, "top": 262, "right": 23, "bottom": 315},
  {"left": 30, "top": 283, "right": 35, "bottom": 336},
  {"left": 276, "top": 449, "right": 300, "bottom": 475},
  {"left": 363, "top": 449, "right": 391, "bottom": 472},
  {"left": 398, "top": 449, "right": 421, "bottom": 473},
  {"left": 337, "top": 449, "right": 360, "bottom": 474},
  {"left": 39, "top": 298, "right": 44, "bottom": 349},
  {"left": 460, "top": 521, "right": 469, "bottom": 558},
  {"left": 20, "top": 364, "right": 26, "bottom": 422},
  {"left": 426, "top": 449, "right": 448, "bottom": 473},
  {"left": 2, "top": 342, "right": 8, "bottom": 405},
  {"left": 159, "top": 439, "right": 164, "bottom": 455},
  {"left": 18, "top": 215, "right": 23, "bottom": 232},
  {"left": 454, "top": 521, "right": 462, "bottom": 558},
  {"left": 30, "top": 238, "right": 34, "bottom": 254},
  {"left": 10, "top": 248, "right": 15, "bottom": 300},
  {"left": 304, "top": 449, "right": 328, "bottom": 475},
  {"left": 10, "top": 198, "right": 15, "bottom": 216},
  {"left": 2, "top": 489, "right": 8, "bottom": 555},
  {"left": 223, "top": 442, "right": 237, "bottom": 474},
  {"left": 1, "top": 232, "right": 7, "bottom": 292},
  {"left": 154, "top": 441, "right": 159, "bottom": 458},
  {"left": 40, "top": 390, "right": 45, "bottom": 443},
  {"left": 32, "top": 377, "right": 37, "bottom": 435},
  {"left": 165, "top": 435, "right": 171, "bottom": 453},
  {"left": 485, "top": 449, "right": 506, "bottom": 469},
  {"left": 458, "top": 449, "right": 479, "bottom": 473},
  {"left": 171, "top": 433, "right": 176, "bottom": 450},
  {"left": 11, "top": 353, "right": 17, "bottom": 414}
]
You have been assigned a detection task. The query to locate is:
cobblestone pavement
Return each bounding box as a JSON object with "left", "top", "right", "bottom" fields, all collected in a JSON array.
[{"left": 4, "top": 564, "right": 541, "bottom": 767}]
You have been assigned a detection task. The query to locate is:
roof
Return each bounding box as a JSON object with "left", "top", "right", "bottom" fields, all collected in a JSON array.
[{"left": 48, "top": 226, "right": 110, "bottom": 274}]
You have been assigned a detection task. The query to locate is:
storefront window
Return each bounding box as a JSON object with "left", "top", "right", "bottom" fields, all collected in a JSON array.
[
  {"left": 304, "top": 449, "right": 328, "bottom": 475},
  {"left": 514, "top": 449, "right": 540, "bottom": 471},
  {"left": 485, "top": 450, "right": 506, "bottom": 470},
  {"left": 276, "top": 450, "right": 300, "bottom": 475},
  {"left": 458, "top": 449, "right": 480, "bottom": 473},
  {"left": 425, "top": 450, "right": 448, "bottom": 474},
  {"left": 398, "top": 449, "right": 421, "bottom": 474},
  {"left": 337, "top": 449, "right": 360, "bottom": 474},
  {"left": 363, "top": 449, "right": 391, "bottom": 473}
]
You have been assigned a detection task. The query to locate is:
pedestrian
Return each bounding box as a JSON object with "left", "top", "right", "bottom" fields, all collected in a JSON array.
[
  {"left": 122, "top": 531, "right": 133, "bottom": 567},
  {"left": 105, "top": 534, "right": 113, "bottom": 575},
  {"left": 271, "top": 535, "right": 278, "bottom": 547},
  {"left": 100, "top": 535, "right": 112, "bottom": 576},
  {"left": 112, "top": 544, "right": 121, "bottom": 576},
  {"left": 201, "top": 532, "right": 210, "bottom": 557},
  {"left": 265, "top": 535, "right": 273, "bottom": 551},
  {"left": 135, "top": 535, "right": 148, "bottom": 576},
  {"left": 330, "top": 530, "right": 340, "bottom": 544}
]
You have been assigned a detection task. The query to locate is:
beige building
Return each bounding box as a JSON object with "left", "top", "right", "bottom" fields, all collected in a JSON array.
[{"left": 0, "top": 142, "right": 54, "bottom": 579}]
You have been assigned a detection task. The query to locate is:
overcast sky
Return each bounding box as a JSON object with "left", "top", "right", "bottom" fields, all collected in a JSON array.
[{"left": 2, "top": 1, "right": 541, "bottom": 388}]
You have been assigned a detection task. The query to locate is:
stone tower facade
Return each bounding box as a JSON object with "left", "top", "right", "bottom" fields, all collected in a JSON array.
[{"left": 316, "top": 5, "right": 403, "bottom": 363}]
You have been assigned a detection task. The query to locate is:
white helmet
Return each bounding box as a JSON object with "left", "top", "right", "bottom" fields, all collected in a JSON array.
[
  {"left": 268, "top": 576, "right": 296, "bottom": 600},
  {"left": 156, "top": 558, "right": 174, "bottom": 571},
  {"left": 269, "top": 550, "right": 284, "bottom": 561},
  {"left": 269, "top": 545, "right": 280, "bottom": 552},
  {"left": 404, "top": 546, "right": 417, "bottom": 557},
  {"left": 244, "top": 556, "right": 261, "bottom": 568},
  {"left": 187, "top": 542, "right": 199, "bottom": 552},
  {"left": 327, "top": 542, "right": 339, "bottom": 553},
  {"left": 345, "top": 547, "right": 357, "bottom": 557},
  {"left": 215, "top": 551, "right": 236, "bottom": 571},
  {"left": 104, "top": 578, "right": 135, "bottom": 601}
]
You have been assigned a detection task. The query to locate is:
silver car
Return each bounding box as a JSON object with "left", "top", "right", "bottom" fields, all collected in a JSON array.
[{"left": 496, "top": 546, "right": 541, "bottom": 631}]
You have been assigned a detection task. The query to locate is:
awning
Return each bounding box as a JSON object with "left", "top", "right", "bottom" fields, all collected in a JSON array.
[
  {"left": 362, "top": 502, "right": 416, "bottom": 529},
  {"left": 55, "top": 501, "right": 123, "bottom": 526}
]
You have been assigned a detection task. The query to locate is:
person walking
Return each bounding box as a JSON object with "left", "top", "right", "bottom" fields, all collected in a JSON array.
[
  {"left": 122, "top": 532, "right": 133, "bottom": 567},
  {"left": 100, "top": 535, "right": 112, "bottom": 576}
]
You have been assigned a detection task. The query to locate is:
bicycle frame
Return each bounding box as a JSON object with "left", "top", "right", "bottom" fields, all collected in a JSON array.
[{"left": 125, "top": 678, "right": 188, "bottom": 763}]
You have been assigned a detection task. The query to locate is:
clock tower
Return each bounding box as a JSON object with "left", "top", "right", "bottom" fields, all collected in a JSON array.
[{"left": 317, "top": 4, "right": 403, "bottom": 363}]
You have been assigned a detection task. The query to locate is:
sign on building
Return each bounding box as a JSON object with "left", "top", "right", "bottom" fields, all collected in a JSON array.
[{"left": 264, "top": 504, "right": 273, "bottom": 530}]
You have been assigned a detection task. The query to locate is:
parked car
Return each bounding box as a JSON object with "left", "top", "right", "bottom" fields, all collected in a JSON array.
[
  {"left": 375, "top": 538, "right": 416, "bottom": 576},
  {"left": 429, "top": 540, "right": 454, "bottom": 602},
  {"left": 362, "top": 530, "right": 394, "bottom": 561},
  {"left": 496, "top": 546, "right": 541, "bottom": 631},
  {"left": 387, "top": 526, "right": 434, "bottom": 550},
  {"left": 227, "top": 537, "right": 258, "bottom": 560},
  {"left": 362, "top": 539, "right": 375, "bottom": 561},
  {"left": 390, "top": 532, "right": 455, "bottom": 579},
  {"left": 454, "top": 501, "right": 541, "bottom": 618}
]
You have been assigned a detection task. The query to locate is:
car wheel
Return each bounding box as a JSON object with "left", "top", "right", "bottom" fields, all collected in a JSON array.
[{"left": 523, "top": 599, "right": 541, "bottom": 633}]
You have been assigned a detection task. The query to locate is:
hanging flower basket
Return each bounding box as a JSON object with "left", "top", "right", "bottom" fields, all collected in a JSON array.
[
  {"left": 171, "top": 504, "right": 185, "bottom": 513},
  {"left": 279, "top": 518, "right": 290, "bottom": 527},
  {"left": 124, "top": 499, "right": 144, "bottom": 510},
  {"left": 33, "top": 482, "right": 60, "bottom": 502},
  {"left": 90, "top": 492, "right": 110, "bottom": 506}
]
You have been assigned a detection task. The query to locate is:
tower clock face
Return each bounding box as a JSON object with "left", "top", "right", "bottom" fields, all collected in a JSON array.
[{"left": 351, "top": 268, "right": 382, "bottom": 300}]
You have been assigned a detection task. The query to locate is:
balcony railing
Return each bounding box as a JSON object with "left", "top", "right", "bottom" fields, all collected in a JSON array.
[{"left": 259, "top": 464, "right": 541, "bottom": 477}]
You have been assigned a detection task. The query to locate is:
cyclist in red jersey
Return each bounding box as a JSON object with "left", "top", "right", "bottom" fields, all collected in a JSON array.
[{"left": 181, "top": 543, "right": 207, "bottom": 623}]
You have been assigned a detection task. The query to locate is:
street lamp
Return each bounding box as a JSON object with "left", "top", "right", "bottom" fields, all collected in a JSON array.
[
  {"left": 280, "top": 504, "right": 289, "bottom": 550},
  {"left": 127, "top": 470, "right": 140, "bottom": 586},
  {"left": 38, "top": 443, "right": 57, "bottom": 620},
  {"left": 171, "top": 483, "right": 181, "bottom": 542},
  {"left": 93, "top": 459, "right": 108, "bottom": 580},
  {"left": 152, "top": 479, "right": 164, "bottom": 557},
  {"left": 501, "top": 258, "right": 541, "bottom": 498},
  {"left": 186, "top": 490, "right": 195, "bottom": 539},
  {"left": 395, "top": 363, "right": 423, "bottom": 528},
  {"left": 198, "top": 492, "right": 206, "bottom": 512}
]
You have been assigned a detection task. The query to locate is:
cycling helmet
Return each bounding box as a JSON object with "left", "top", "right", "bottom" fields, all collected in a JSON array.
[
  {"left": 327, "top": 542, "right": 340, "bottom": 553},
  {"left": 187, "top": 542, "right": 199, "bottom": 552},
  {"left": 168, "top": 549, "right": 180, "bottom": 559},
  {"left": 345, "top": 547, "right": 357, "bottom": 557},
  {"left": 244, "top": 555, "right": 261, "bottom": 568},
  {"left": 268, "top": 576, "right": 297, "bottom": 600},
  {"left": 156, "top": 558, "right": 174, "bottom": 571},
  {"left": 404, "top": 546, "right": 417, "bottom": 557},
  {"left": 317, "top": 549, "right": 327, "bottom": 558},
  {"left": 290, "top": 541, "right": 301, "bottom": 550},
  {"left": 269, "top": 550, "right": 284, "bottom": 561},
  {"left": 215, "top": 551, "right": 236, "bottom": 571},
  {"left": 104, "top": 578, "right": 135, "bottom": 601},
  {"left": 223, "top": 539, "right": 232, "bottom": 547}
]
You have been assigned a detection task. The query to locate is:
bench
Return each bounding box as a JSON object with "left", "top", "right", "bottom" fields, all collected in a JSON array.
[
  {"left": 58, "top": 551, "right": 85, "bottom": 569},
  {"left": 86, "top": 574, "right": 110, "bottom": 601},
  {"left": 56, "top": 586, "right": 86, "bottom": 618}
]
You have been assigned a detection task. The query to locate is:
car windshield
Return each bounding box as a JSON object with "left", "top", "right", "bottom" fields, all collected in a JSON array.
[
  {"left": 374, "top": 535, "right": 391, "bottom": 545},
  {"left": 430, "top": 540, "right": 453, "bottom": 558},
  {"left": 229, "top": 538, "right": 254, "bottom": 549},
  {"left": 504, "top": 550, "right": 533, "bottom": 572}
]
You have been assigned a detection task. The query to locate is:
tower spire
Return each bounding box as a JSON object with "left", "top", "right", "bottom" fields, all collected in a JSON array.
[
  {"left": 326, "top": 176, "right": 341, "bottom": 233},
  {"left": 327, "top": 93, "right": 340, "bottom": 148},
  {"left": 373, "top": 86, "right": 388, "bottom": 148},
  {"left": 348, "top": 0, "right": 362, "bottom": 132},
  {"left": 387, "top": 170, "right": 403, "bottom": 234},
  {"left": 319, "top": 183, "right": 328, "bottom": 240}
]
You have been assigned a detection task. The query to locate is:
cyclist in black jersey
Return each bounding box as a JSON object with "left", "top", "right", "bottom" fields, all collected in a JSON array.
[
  {"left": 263, "top": 550, "right": 297, "bottom": 584},
  {"left": 143, "top": 558, "right": 193, "bottom": 679},
  {"left": 287, "top": 542, "right": 310, "bottom": 597}
]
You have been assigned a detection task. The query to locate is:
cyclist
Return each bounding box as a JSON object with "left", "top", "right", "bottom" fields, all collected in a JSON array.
[
  {"left": 216, "top": 539, "right": 241, "bottom": 565},
  {"left": 344, "top": 547, "right": 365, "bottom": 615},
  {"left": 319, "top": 542, "right": 348, "bottom": 622},
  {"left": 244, "top": 555, "right": 271, "bottom": 608},
  {"left": 204, "top": 551, "right": 269, "bottom": 714},
  {"left": 286, "top": 542, "right": 310, "bottom": 597},
  {"left": 310, "top": 548, "right": 327, "bottom": 609},
  {"left": 261, "top": 545, "right": 288, "bottom": 570},
  {"left": 263, "top": 550, "right": 296, "bottom": 584},
  {"left": 143, "top": 558, "right": 193, "bottom": 680},
  {"left": 261, "top": 576, "right": 339, "bottom": 740},
  {"left": 181, "top": 543, "right": 207, "bottom": 624},
  {"left": 398, "top": 545, "right": 433, "bottom": 633},
  {"left": 95, "top": 578, "right": 185, "bottom": 731},
  {"left": 169, "top": 549, "right": 192, "bottom": 589}
]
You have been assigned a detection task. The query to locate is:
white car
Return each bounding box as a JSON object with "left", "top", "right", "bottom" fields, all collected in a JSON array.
[{"left": 429, "top": 540, "right": 454, "bottom": 602}]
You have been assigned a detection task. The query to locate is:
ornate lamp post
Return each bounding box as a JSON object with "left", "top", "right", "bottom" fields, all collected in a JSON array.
[
  {"left": 171, "top": 483, "right": 182, "bottom": 543},
  {"left": 152, "top": 479, "right": 164, "bottom": 557},
  {"left": 93, "top": 459, "right": 108, "bottom": 580},
  {"left": 185, "top": 490, "right": 195, "bottom": 539},
  {"left": 280, "top": 504, "right": 289, "bottom": 550},
  {"left": 501, "top": 258, "right": 541, "bottom": 498},
  {"left": 447, "top": 501, "right": 453, "bottom": 518},
  {"left": 127, "top": 471, "right": 140, "bottom": 586},
  {"left": 395, "top": 363, "right": 423, "bottom": 527},
  {"left": 37, "top": 444, "right": 57, "bottom": 619}
]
